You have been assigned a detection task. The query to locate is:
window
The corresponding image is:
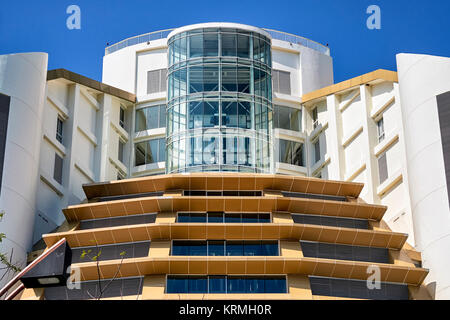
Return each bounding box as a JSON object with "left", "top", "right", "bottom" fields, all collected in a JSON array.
[
  {"left": 292, "top": 213, "right": 369, "bottom": 230},
  {"left": 300, "top": 241, "right": 389, "bottom": 264},
  {"left": 312, "top": 107, "right": 319, "bottom": 129},
  {"left": 177, "top": 212, "right": 270, "bottom": 223},
  {"left": 118, "top": 140, "right": 125, "bottom": 163},
  {"left": 377, "top": 117, "right": 385, "bottom": 142},
  {"left": 135, "top": 105, "right": 166, "bottom": 132},
  {"left": 119, "top": 106, "right": 125, "bottom": 129},
  {"left": 313, "top": 139, "right": 321, "bottom": 164},
  {"left": 172, "top": 241, "right": 278, "bottom": 256},
  {"left": 147, "top": 69, "right": 167, "bottom": 94},
  {"left": 134, "top": 138, "right": 165, "bottom": 166},
  {"left": 56, "top": 116, "right": 64, "bottom": 144},
  {"left": 378, "top": 153, "right": 388, "bottom": 184},
  {"left": 309, "top": 277, "right": 409, "bottom": 300},
  {"left": 166, "top": 276, "right": 287, "bottom": 294},
  {"left": 53, "top": 154, "right": 63, "bottom": 184},
  {"left": 272, "top": 70, "right": 291, "bottom": 95},
  {"left": 279, "top": 139, "right": 305, "bottom": 167},
  {"left": 273, "top": 105, "right": 301, "bottom": 132}
]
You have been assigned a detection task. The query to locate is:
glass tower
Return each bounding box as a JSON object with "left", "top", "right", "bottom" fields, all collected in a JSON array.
[{"left": 166, "top": 26, "right": 273, "bottom": 173}]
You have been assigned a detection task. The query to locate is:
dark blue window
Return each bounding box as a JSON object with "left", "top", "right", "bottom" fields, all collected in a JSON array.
[
  {"left": 209, "top": 276, "right": 226, "bottom": 293},
  {"left": 177, "top": 213, "right": 190, "bottom": 223},
  {"left": 166, "top": 277, "right": 188, "bottom": 293},
  {"left": 242, "top": 214, "right": 258, "bottom": 223},
  {"left": 265, "top": 277, "right": 287, "bottom": 293},
  {"left": 225, "top": 214, "right": 241, "bottom": 223},
  {"left": 258, "top": 214, "right": 271, "bottom": 223},
  {"left": 172, "top": 241, "right": 207, "bottom": 255},
  {"left": 243, "top": 241, "right": 262, "bottom": 256},
  {"left": 166, "top": 276, "right": 287, "bottom": 294},
  {"left": 261, "top": 241, "right": 279, "bottom": 256},
  {"left": 190, "top": 213, "right": 207, "bottom": 223},
  {"left": 227, "top": 277, "right": 246, "bottom": 293},
  {"left": 207, "top": 212, "right": 224, "bottom": 223},
  {"left": 246, "top": 277, "right": 265, "bottom": 293},
  {"left": 189, "top": 241, "right": 207, "bottom": 255},
  {"left": 208, "top": 241, "right": 225, "bottom": 256},
  {"left": 189, "top": 277, "right": 207, "bottom": 293},
  {"left": 226, "top": 241, "right": 244, "bottom": 256}
]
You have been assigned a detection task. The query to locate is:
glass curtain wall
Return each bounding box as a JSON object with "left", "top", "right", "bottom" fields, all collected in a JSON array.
[{"left": 167, "top": 27, "right": 273, "bottom": 173}]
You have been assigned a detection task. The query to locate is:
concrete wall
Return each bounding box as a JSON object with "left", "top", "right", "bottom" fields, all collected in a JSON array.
[
  {"left": 397, "top": 53, "right": 450, "bottom": 299},
  {"left": 0, "top": 52, "right": 48, "bottom": 287}
]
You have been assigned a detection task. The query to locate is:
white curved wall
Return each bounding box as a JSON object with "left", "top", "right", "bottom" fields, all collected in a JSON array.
[
  {"left": 0, "top": 52, "right": 48, "bottom": 287},
  {"left": 397, "top": 53, "right": 450, "bottom": 299}
]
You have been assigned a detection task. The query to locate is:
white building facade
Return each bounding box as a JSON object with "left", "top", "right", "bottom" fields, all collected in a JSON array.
[{"left": 0, "top": 23, "right": 449, "bottom": 299}]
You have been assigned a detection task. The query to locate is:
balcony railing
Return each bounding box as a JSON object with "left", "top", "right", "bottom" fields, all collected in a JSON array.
[{"left": 105, "top": 28, "right": 330, "bottom": 56}]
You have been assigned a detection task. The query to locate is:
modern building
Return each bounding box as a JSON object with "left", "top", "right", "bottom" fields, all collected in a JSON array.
[
  {"left": 0, "top": 22, "right": 449, "bottom": 299},
  {"left": 21, "top": 173, "right": 430, "bottom": 300}
]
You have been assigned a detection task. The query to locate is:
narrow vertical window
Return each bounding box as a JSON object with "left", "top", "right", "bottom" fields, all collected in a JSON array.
[
  {"left": 314, "top": 139, "right": 321, "bottom": 164},
  {"left": 378, "top": 153, "right": 388, "bottom": 184},
  {"left": 377, "top": 117, "right": 385, "bottom": 142},
  {"left": 56, "top": 116, "right": 64, "bottom": 143},
  {"left": 119, "top": 106, "right": 125, "bottom": 129},
  {"left": 118, "top": 140, "right": 125, "bottom": 163},
  {"left": 312, "top": 107, "right": 319, "bottom": 129},
  {"left": 54, "top": 154, "right": 63, "bottom": 184}
]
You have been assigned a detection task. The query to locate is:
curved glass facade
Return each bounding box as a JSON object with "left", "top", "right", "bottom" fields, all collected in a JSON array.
[{"left": 167, "top": 27, "right": 273, "bottom": 173}]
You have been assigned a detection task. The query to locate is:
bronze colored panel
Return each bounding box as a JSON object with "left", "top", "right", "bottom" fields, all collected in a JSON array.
[
  {"left": 169, "top": 259, "right": 188, "bottom": 274},
  {"left": 158, "top": 224, "right": 171, "bottom": 239},
  {"left": 206, "top": 176, "right": 222, "bottom": 190},
  {"left": 272, "top": 176, "right": 293, "bottom": 191},
  {"left": 190, "top": 177, "right": 206, "bottom": 190},
  {"left": 111, "top": 228, "right": 133, "bottom": 243},
  {"left": 335, "top": 229, "right": 358, "bottom": 244},
  {"left": 153, "top": 260, "right": 170, "bottom": 274},
  {"left": 207, "top": 198, "right": 225, "bottom": 212},
  {"left": 239, "top": 176, "right": 256, "bottom": 190},
  {"left": 189, "top": 259, "right": 207, "bottom": 274},
  {"left": 265, "top": 259, "right": 284, "bottom": 274},
  {"left": 313, "top": 260, "right": 336, "bottom": 276},
  {"left": 246, "top": 259, "right": 264, "bottom": 274},
  {"left": 224, "top": 198, "right": 241, "bottom": 212},
  {"left": 289, "top": 178, "right": 309, "bottom": 194},
  {"left": 226, "top": 224, "right": 244, "bottom": 239},
  {"left": 188, "top": 225, "right": 207, "bottom": 239},
  {"left": 90, "top": 204, "right": 110, "bottom": 218},
  {"left": 322, "top": 181, "right": 342, "bottom": 196},
  {"left": 275, "top": 198, "right": 290, "bottom": 211},
  {"left": 92, "top": 229, "right": 115, "bottom": 244},
  {"left": 255, "top": 176, "right": 274, "bottom": 191},
  {"left": 105, "top": 183, "right": 124, "bottom": 197},
  {"left": 243, "top": 225, "right": 262, "bottom": 240},
  {"left": 317, "top": 228, "right": 340, "bottom": 243},
  {"left": 261, "top": 225, "right": 280, "bottom": 239},
  {"left": 306, "top": 180, "right": 326, "bottom": 195},
  {"left": 140, "top": 199, "right": 159, "bottom": 213},
  {"left": 206, "top": 224, "right": 226, "bottom": 239},
  {"left": 300, "top": 225, "right": 323, "bottom": 242},
  {"left": 208, "top": 259, "right": 227, "bottom": 274},
  {"left": 129, "top": 226, "right": 148, "bottom": 242},
  {"left": 278, "top": 224, "right": 293, "bottom": 239},
  {"left": 107, "top": 202, "right": 126, "bottom": 217},
  {"left": 226, "top": 260, "right": 245, "bottom": 274},
  {"left": 123, "top": 200, "right": 143, "bottom": 215},
  {"left": 242, "top": 198, "right": 259, "bottom": 212},
  {"left": 147, "top": 225, "right": 161, "bottom": 239},
  {"left": 222, "top": 176, "right": 238, "bottom": 191},
  {"left": 284, "top": 259, "right": 301, "bottom": 274},
  {"left": 170, "top": 224, "right": 189, "bottom": 239}
]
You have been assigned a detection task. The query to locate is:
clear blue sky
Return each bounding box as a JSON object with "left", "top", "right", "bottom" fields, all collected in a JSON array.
[{"left": 1, "top": 0, "right": 449, "bottom": 83}]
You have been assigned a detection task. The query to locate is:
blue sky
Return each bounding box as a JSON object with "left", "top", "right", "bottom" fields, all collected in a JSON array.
[{"left": 1, "top": 0, "right": 449, "bottom": 83}]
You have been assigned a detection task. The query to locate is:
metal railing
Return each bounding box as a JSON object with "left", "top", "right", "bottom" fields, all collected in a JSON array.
[
  {"left": 105, "top": 27, "right": 330, "bottom": 56},
  {"left": 262, "top": 29, "right": 330, "bottom": 56}
]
